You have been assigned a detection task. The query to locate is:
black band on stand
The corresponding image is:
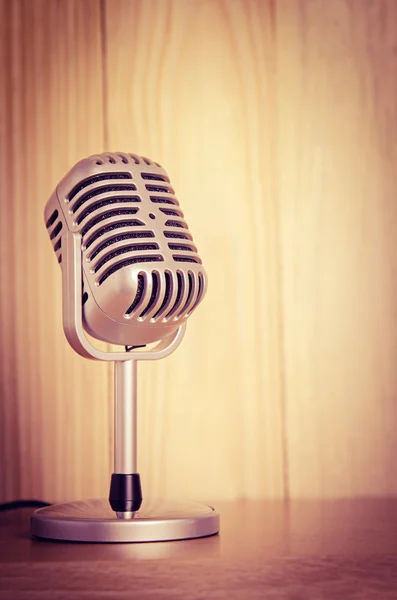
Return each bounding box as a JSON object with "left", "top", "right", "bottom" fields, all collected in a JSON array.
[{"left": 109, "top": 473, "right": 142, "bottom": 513}]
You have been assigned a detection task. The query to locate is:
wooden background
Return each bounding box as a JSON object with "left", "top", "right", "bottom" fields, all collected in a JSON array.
[{"left": 1, "top": 0, "right": 397, "bottom": 504}]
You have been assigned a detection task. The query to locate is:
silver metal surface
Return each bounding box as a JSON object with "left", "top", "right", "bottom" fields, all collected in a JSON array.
[
  {"left": 45, "top": 152, "right": 207, "bottom": 347},
  {"left": 62, "top": 230, "right": 186, "bottom": 361},
  {"left": 116, "top": 511, "right": 134, "bottom": 520},
  {"left": 114, "top": 360, "right": 137, "bottom": 474},
  {"left": 31, "top": 499, "right": 220, "bottom": 543},
  {"left": 40, "top": 153, "right": 217, "bottom": 543}
]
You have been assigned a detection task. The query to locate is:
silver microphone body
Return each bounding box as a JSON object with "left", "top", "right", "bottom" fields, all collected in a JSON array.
[
  {"left": 44, "top": 152, "right": 207, "bottom": 346},
  {"left": 34, "top": 153, "right": 221, "bottom": 540}
]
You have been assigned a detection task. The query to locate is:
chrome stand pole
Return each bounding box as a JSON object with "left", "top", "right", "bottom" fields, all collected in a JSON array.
[{"left": 110, "top": 359, "right": 142, "bottom": 519}]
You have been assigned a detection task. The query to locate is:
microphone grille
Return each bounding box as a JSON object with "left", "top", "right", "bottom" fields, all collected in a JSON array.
[
  {"left": 45, "top": 152, "right": 207, "bottom": 338},
  {"left": 123, "top": 268, "right": 206, "bottom": 322}
]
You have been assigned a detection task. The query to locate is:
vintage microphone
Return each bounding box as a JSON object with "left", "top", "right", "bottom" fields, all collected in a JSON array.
[{"left": 30, "top": 152, "right": 219, "bottom": 542}]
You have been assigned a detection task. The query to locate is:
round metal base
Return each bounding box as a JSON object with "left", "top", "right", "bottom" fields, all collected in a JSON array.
[{"left": 30, "top": 499, "right": 220, "bottom": 543}]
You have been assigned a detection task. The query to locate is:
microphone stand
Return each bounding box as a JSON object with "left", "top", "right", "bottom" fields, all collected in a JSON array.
[
  {"left": 110, "top": 359, "right": 141, "bottom": 520},
  {"left": 30, "top": 232, "right": 219, "bottom": 542}
]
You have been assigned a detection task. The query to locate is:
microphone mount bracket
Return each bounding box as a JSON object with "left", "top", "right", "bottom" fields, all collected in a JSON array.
[
  {"left": 62, "top": 231, "right": 186, "bottom": 362},
  {"left": 61, "top": 231, "right": 186, "bottom": 515}
]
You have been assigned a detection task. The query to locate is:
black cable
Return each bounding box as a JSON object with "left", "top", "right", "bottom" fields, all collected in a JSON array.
[
  {"left": 125, "top": 345, "right": 146, "bottom": 352},
  {"left": 0, "top": 499, "right": 52, "bottom": 512}
]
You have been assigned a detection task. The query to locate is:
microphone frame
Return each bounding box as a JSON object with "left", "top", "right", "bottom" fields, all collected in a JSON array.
[
  {"left": 62, "top": 231, "right": 186, "bottom": 362},
  {"left": 63, "top": 231, "right": 186, "bottom": 515},
  {"left": 31, "top": 230, "right": 219, "bottom": 541}
]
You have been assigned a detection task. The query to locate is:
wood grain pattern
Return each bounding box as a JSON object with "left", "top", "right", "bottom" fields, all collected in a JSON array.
[
  {"left": 103, "top": 0, "right": 286, "bottom": 501},
  {"left": 2, "top": 500, "right": 397, "bottom": 599},
  {"left": 1, "top": 0, "right": 397, "bottom": 504},
  {"left": 104, "top": 0, "right": 397, "bottom": 500},
  {"left": 0, "top": 0, "right": 111, "bottom": 503},
  {"left": 275, "top": 0, "right": 397, "bottom": 497}
]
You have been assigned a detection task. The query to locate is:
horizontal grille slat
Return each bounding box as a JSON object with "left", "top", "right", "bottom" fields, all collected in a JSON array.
[
  {"left": 93, "top": 244, "right": 160, "bottom": 272},
  {"left": 168, "top": 243, "right": 194, "bottom": 252},
  {"left": 98, "top": 256, "right": 164, "bottom": 285},
  {"left": 145, "top": 185, "right": 173, "bottom": 194},
  {"left": 165, "top": 219, "right": 187, "bottom": 229},
  {"left": 150, "top": 196, "right": 178, "bottom": 206},
  {"left": 141, "top": 173, "right": 169, "bottom": 182},
  {"left": 85, "top": 221, "right": 150, "bottom": 249},
  {"left": 81, "top": 209, "right": 143, "bottom": 238},
  {"left": 160, "top": 208, "right": 181, "bottom": 217},
  {"left": 76, "top": 197, "right": 141, "bottom": 225},
  {"left": 71, "top": 184, "right": 138, "bottom": 213},
  {"left": 163, "top": 231, "right": 191, "bottom": 240},
  {"left": 67, "top": 172, "right": 132, "bottom": 202},
  {"left": 173, "top": 255, "right": 201, "bottom": 264},
  {"left": 46, "top": 209, "right": 58, "bottom": 228},
  {"left": 50, "top": 221, "right": 62, "bottom": 240},
  {"left": 88, "top": 231, "right": 155, "bottom": 260}
]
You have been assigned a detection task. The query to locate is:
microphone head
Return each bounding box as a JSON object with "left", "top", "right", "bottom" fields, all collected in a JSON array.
[{"left": 44, "top": 152, "right": 207, "bottom": 346}]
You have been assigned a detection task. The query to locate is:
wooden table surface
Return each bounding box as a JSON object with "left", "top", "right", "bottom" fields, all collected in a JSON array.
[{"left": 1, "top": 499, "right": 397, "bottom": 599}]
